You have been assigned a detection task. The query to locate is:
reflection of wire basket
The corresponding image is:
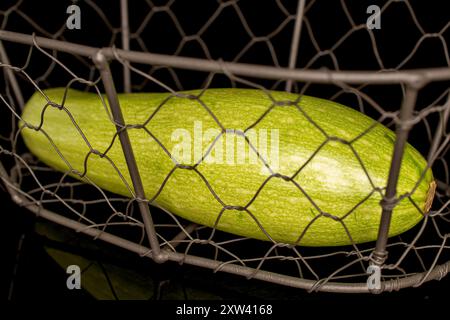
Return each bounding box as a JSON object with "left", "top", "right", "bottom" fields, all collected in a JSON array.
[{"left": 1, "top": 0, "right": 449, "bottom": 294}]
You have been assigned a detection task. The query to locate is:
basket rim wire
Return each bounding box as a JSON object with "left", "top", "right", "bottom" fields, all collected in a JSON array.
[{"left": 1, "top": 0, "right": 450, "bottom": 294}]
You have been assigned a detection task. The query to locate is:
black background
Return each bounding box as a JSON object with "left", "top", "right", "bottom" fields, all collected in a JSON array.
[{"left": 1, "top": 0, "right": 450, "bottom": 304}]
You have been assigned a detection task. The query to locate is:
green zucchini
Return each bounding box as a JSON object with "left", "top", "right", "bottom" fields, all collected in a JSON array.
[{"left": 20, "top": 88, "right": 435, "bottom": 246}]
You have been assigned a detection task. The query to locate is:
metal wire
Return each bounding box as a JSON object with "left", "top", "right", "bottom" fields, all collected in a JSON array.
[{"left": 0, "top": 0, "right": 449, "bottom": 294}]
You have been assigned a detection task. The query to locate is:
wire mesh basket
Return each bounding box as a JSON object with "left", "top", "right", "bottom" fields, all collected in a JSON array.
[{"left": 1, "top": 0, "right": 449, "bottom": 294}]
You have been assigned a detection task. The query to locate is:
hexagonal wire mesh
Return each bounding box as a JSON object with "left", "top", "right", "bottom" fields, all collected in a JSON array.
[{"left": 0, "top": 0, "right": 449, "bottom": 294}]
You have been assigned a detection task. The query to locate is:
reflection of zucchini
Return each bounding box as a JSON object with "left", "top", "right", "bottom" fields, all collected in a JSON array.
[
  {"left": 21, "top": 88, "right": 435, "bottom": 246},
  {"left": 35, "top": 221, "right": 220, "bottom": 300}
]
